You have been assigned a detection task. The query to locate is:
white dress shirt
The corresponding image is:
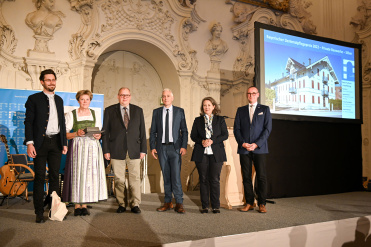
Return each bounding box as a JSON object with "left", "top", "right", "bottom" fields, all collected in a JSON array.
[{"left": 45, "top": 92, "right": 60, "bottom": 135}]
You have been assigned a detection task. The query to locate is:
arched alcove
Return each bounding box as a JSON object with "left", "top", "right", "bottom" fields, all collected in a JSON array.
[
  {"left": 91, "top": 39, "right": 181, "bottom": 193},
  {"left": 92, "top": 39, "right": 181, "bottom": 106}
]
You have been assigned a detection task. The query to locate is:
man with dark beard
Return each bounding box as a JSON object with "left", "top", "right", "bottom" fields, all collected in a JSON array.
[{"left": 24, "top": 69, "right": 67, "bottom": 223}]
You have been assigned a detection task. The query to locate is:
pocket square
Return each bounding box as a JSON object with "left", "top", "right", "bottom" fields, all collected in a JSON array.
[{"left": 258, "top": 112, "right": 264, "bottom": 115}]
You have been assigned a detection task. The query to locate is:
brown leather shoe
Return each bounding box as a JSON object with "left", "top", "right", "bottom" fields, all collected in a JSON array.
[
  {"left": 174, "top": 203, "right": 185, "bottom": 214},
  {"left": 238, "top": 204, "right": 255, "bottom": 212},
  {"left": 258, "top": 204, "right": 267, "bottom": 213},
  {"left": 157, "top": 202, "right": 173, "bottom": 212}
]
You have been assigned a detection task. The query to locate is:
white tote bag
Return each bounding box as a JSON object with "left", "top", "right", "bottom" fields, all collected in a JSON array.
[{"left": 48, "top": 191, "right": 68, "bottom": 221}]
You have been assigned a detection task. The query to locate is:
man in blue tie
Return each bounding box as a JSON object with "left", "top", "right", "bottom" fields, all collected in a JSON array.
[
  {"left": 150, "top": 88, "right": 188, "bottom": 214},
  {"left": 234, "top": 86, "right": 272, "bottom": 213}
]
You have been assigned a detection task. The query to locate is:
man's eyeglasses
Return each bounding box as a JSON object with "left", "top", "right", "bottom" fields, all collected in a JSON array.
[
  {"left": 119, "top": 94, "right": 131, "bottom": 98},
  {"left": 43, "top": 79, "right": 56, "bottom": 83},
  {"left": 247, "top": 92, "right": 258, "bottom": 96}
]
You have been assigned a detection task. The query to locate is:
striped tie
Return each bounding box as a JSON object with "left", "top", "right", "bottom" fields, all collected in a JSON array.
[
  {"left": 123, "top": 107, "right": 129, "bottom": 129},
  {"left": 250, "top": 105, "right": 255, "bottom": 123}
]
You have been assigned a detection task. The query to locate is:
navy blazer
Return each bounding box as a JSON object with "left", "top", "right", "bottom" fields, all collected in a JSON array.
[
  {"left": 102, "top": 103, "right": 147, "bottom": 160},
  {"left": 233, "top": 103, "right": 272, "bottom": 154},
  {"left": 190, "top": 115, "right": 228, "bottom": 163},
  {"left": 149, "top": 106, "right": 188, "bottom": 153},
  {"left": 24, "top": 92, "right": 67, "bottom": 150}
]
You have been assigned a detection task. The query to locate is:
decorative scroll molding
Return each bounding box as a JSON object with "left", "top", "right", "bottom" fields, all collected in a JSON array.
[
  {"left": 220, "top": 77, "right": 249, "bottom": 97},
  {"left": 86, "top": 39, "right": 101, "bottom": 58},
  {"left": 174, "top": 8, "right": 205, "bottom": 71},
  {"left": 350, "top": 1, "right": 371, "bottom": 85},
  {"left": 228, "top": 0, "right": 315, "bottom": 85},
  {"left": 26, "top": 0, "right": 65, "bottom": 57},
  {"left": 230, "top": 2, "right": 260, "bottom": 23},
  {"left": 0, "top": 0, "right": 17, "bottom": 54},
  {"left": 237, "top": 0, "right": 290, "bottom": 12},
  {"left": 99, "top": 0, "right": 175, "bottom": 42},
  {"left": 230, "top": 0, "right": 316, "bottom": 32},
  {"left": 350, "top": 1, "right": 371, "bottom": 181},
  {"left": 68, "top": 0, "right": 95, "bottom": 60},
  {"left": 22, "top": 58, "right": 69, "bottom": 90},
  {"left": 178, "top": 0, "right": 197, "bottom": 8},
  {"left": 78, "top": 0, "right": 204, "bottom": 73},
  {"left": 289, "top": 0, "right": 316, "bottom": 35},
  {"left": 231, "top": 8, "right": 277, "bottom": 82}
]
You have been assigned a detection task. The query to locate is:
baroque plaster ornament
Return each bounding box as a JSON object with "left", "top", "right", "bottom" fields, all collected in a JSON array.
[
  {"left": 176, "top": 17, "right": 199, "bottom": 71},
  {"left": 350, "top": 0, "right": 370, "bottom": 32},
  {"left": 0, "top": 0, "right": 17, "bottom": 54},
  {"left": 68, "top": 0, "right": 94, "bottom": 60},
  {"left": 288, "top": 0, "right": 316, "bottom": 34},
  {"left": 178, "top": 0, "right": 196, "bottom": 7},
  {"left": 26, "top": 0, "right": 65, "bottom": 55},
  {"left": 70, "top": 0, "right": 93, "bottom": 24},
  {"left": 99, "top": 0, "right": 174, "bottom": 41},
  {"left": 205, "top": 22, "right": 228, "bottom": 72},
  {"left": 177, "top": 7, "right": 205, "bottom": 72},
  {"left": 231, "top": 2, "right": 259, "bottom": 23},
  {"left": 350, "top": 0, "right": 371, "bottom": 84}
]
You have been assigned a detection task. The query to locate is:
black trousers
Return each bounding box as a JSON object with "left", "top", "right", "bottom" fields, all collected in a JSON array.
[
  {"left": 33, "top": 135, "right": 62, "bottom": 215},
  {"left": 240, "top": 153, "right": 267, "bottom": 206},
  {"left": 195, "top": 154, "right": 223, "bottom": 209}
]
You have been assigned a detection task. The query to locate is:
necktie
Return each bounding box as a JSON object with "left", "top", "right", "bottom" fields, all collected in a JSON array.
[
  {"left": 250, "top": 105, "right": 255, "bottom": 123},
  {"left": 123, "top": 107, "right": 129, "bottom": 129},
  {"left": 165, "top": 109, "right": 169, "bottom": 144}
]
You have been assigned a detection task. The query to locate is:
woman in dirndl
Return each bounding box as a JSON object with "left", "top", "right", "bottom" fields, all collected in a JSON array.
[{"left": 62, "top": 90, "right": 107, "bottom": 216}]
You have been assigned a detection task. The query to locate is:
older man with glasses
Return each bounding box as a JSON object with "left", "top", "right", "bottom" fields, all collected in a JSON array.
[{"left": 102, "top": 87, "right": 147, "bottom": 214}]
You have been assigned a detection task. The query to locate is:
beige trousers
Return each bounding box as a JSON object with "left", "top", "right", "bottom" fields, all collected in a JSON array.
[{"left": 111, "top": 154, "right": 141, "bottom": 208}]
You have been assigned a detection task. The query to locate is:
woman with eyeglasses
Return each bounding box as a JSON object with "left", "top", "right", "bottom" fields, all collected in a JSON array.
[
  {"left": 62, "top": 90, "right": 107, "bottom": 216},
  {"left": 190, "top": 97, "right": 228, "bottom": 214}
]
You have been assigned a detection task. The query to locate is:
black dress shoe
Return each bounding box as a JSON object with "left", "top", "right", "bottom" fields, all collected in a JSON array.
[
  {"left": 81, "top": 208, "right": 90, "bottom": 216},
  {"left": 117, "top": 206, "right": 126, "bottom": 213},
  {"left": 74, "top": 208, "right": 82, "bottom": 216},
  {"left": 212, "top": 208, "right": 220, "bottom": 214},
  {"left": 201, "top": 208, "right": 209, "bottom": 214},
  {"left": 131, "top": 206, "right": 141, "bottom": 214},
  {"left": 36, "top": 214, "right": 45, "bottom": 223}
]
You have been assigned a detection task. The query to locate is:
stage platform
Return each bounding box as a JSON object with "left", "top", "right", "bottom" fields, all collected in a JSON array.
[{"left": 0, "top": 191, "right": 371, "bottom": 246}]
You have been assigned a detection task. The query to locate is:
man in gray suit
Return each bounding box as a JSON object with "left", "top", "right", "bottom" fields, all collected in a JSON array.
[
  {"left": 102, "top": 87, "right": 147, "bottom": 214},
  {"left": 150, "top": 88, "right": 188, "bottom": 214}
]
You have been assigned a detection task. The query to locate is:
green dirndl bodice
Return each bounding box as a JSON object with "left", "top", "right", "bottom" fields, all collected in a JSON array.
[{"left": 62, "top": 109, "right": 107, "bottom": 203}]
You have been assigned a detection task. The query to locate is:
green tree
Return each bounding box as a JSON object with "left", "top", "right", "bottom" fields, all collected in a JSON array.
[
  {"left": 265, "top": 88, "right": 276, "bottom": 108},
  {"left": 329, "top": 99, "right": 342, "bottom": 110}
]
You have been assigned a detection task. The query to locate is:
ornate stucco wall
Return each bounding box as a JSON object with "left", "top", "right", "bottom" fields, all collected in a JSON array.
[{"left": 0, "top": 0, "right": 368, "bottom": 192}]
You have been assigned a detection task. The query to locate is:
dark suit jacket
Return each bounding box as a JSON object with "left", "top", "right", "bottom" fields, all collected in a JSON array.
[
  {"left": 24, "top": 92, "right": 67, "bottom": 150},
  {"left": 102, "top": 103, "right": 147, "bottom": 160},
  {"left": 233, "top": 103, "right": 272, "bottom": 154},
  {"left": 190, "top": 115, "right": 228, "bottom": 163},
  {"left": 149, "top": 106, "right": 188, "bottom": 153}
]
